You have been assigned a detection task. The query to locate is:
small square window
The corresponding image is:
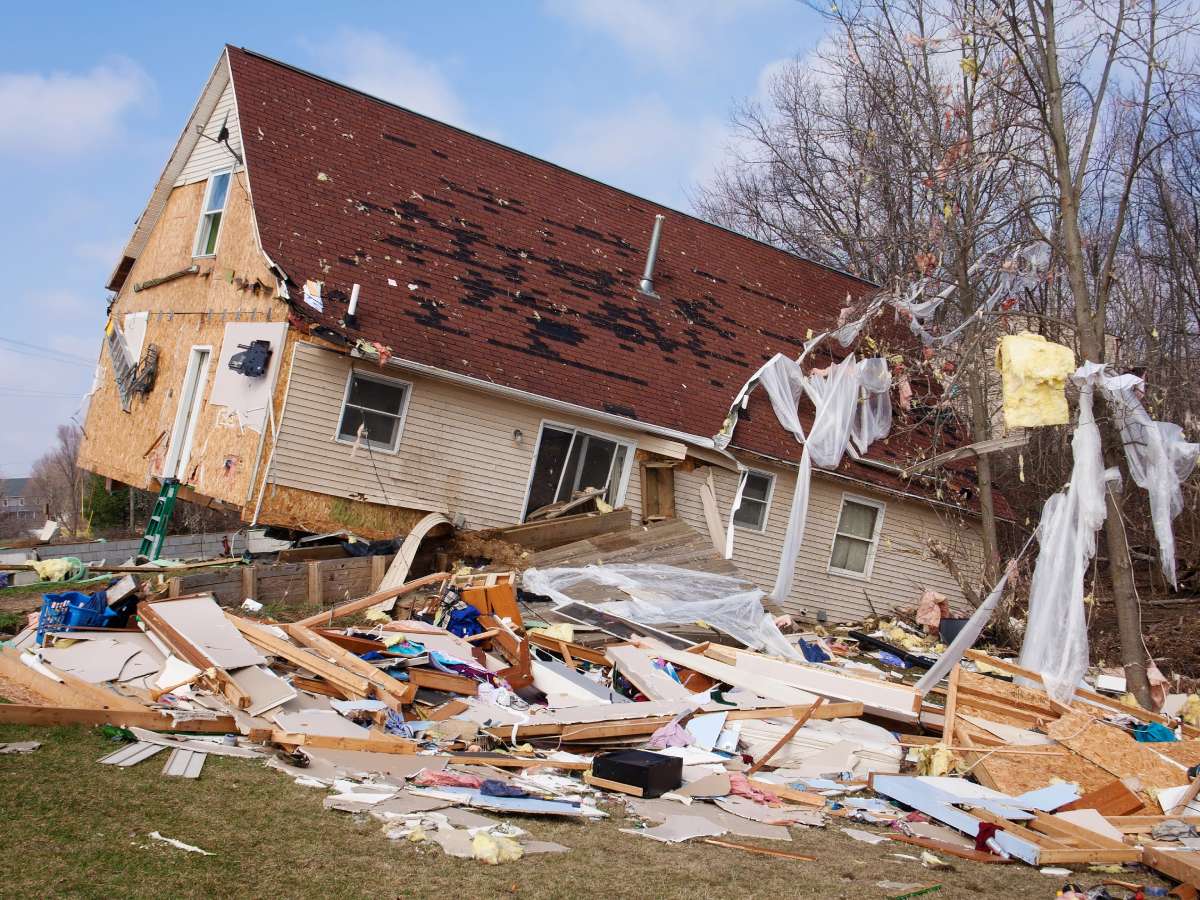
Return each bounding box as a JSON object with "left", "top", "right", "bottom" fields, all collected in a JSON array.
[
  {"left": 733, "top": 470, "right": 774, "bottom": 530},
  {"left": 336, "top": 372, "right": 409, "bottom": 452},
  {"left": 194, "top": 170, "right": 232, "bottom": 257},
  {"left": 829, "top": 495, "right": 884, "bottom": 577}
]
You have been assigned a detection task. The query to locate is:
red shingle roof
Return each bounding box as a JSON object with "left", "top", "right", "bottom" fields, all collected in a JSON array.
[{"left": 227, "top": 47, "right": 1001, "bottom": 516}]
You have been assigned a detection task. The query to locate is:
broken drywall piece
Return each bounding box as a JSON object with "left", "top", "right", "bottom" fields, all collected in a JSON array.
[
  {"left": 227, "top": 664, "right": 297, "bottom": 716},
  {"left": 619, "top": 815, "right": 727, "bottom": 843},
  {"left": 0, "top": 741, "right": 41, "bottom": 754},
  {"left": 149, "top": 597, "right": 266, "bottom": 670},
  {"left": 843, "top": 827, "right": 890, "bottom": 845},
  {"left": 38, "top": 639, "right": 144, "bottom": 684},
  {"left": 273, "top": 709, "right": 372, "bottom": 739},
  {"left": 996, "top": 332, "right": 1076, "bottom": 428},
  {"left": 685, "top": 712, "right": 727, "bottom": 752},
  {"left": 1053, "top": 809, "right": 1125, "bottom": 843},
  {"left": 714, "top": 796, "right": 825, "bottom": 827},
  {"left": 676, "top": 772, "right": 731, "bottom": 798}
]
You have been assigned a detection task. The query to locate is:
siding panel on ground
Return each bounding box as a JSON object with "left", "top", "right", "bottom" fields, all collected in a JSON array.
[{"left": 268, "top": 343, "right": 643, "bottom": 529}]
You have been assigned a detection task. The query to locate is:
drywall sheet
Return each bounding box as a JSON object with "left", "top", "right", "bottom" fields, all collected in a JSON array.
[
  {"left": 39, "top": 639, "right": 152, "bottom": 684},
  {"left": 153, "top": 597, "right": 266, "bottom": 669},
  {"left": 605, "top": 644, "right": 694, "bottom": 701},
  {"left": 729, "top": 651, "right": 919, "bottom": 720},
  {"left": 208, "top": 322, "right": 288, "bottom": 431},
  {"left": 273, "top": 709, "right": 372, "bottom": 738},
  {"left": 124, "top": 311, "right": 149, "bottom": 361},
  {"left": 228, "top": 664, "right": 297, "bottom": 716}
]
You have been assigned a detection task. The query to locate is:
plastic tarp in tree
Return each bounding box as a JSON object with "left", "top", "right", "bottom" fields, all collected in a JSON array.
[
  {"left": 521, "top": 564, "right": 799, "bottom": 659},
  {"left": 1018, "top": 363, "right": 1116, "bottom": 702}
]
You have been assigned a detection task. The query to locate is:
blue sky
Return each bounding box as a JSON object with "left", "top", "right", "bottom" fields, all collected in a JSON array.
[{"left": 0, "top": 1, "right": 826, "bottom": 478}]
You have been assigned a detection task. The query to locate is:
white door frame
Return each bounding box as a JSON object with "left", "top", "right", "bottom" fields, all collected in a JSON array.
[{"left": 163, "top": 345, "right": 213, "bottom": 482}]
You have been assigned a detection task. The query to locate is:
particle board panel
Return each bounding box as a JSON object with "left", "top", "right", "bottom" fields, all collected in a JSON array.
[
  {"left": 1047, "top": 712, "right": 1188, "bottom": 795},
  {"left": 955, "top": 719, "right": 1114, "bottom": 797},
  {"left": 1156, "top": 740, "right": 1200, "bottom": 769}
]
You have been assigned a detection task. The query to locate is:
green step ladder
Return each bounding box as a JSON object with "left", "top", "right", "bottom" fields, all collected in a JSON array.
[{"left": 139, "top": 478, "right": 180, "bottom": 561}]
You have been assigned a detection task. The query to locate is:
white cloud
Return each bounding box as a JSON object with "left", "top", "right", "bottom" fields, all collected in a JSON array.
[
  {"left": 0, "top": 58, "right": 151, "bottom": 158},
  {"left": 549, "top": 96, "right": 728, "bottom": 209},
  {"left": 315, "top": 29, "right": 469, "bottom": 128},
  {"left": 546, "top": 0, "right": 778, "bottom": 68}
]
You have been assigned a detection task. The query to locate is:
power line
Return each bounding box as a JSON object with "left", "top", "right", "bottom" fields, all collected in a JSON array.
[
  {"left": 0, "top": 344, "right": 95, "bottom": 369},
  {"left": 0, "top": 335, "right": 94, "bottom": 363},
  {"left": 0, "top": 390, "right": 84, "bottom": 399}
]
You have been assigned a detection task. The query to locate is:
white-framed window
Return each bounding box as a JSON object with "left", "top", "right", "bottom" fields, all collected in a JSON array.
[
  {"left": 733, "top": 469, "right": 774, "bottom": 531},
  {"left": 828, "top": 493, "right": 886, "bottom": 579},
  {"left": 335, "top": 370, "right": 411, "bottom": 454},
  {"left": 193, "top": 169, "right": 233, "bottom": 257},
  {"left": 522, "top": 422, "right": 634, "bottom": 519}
]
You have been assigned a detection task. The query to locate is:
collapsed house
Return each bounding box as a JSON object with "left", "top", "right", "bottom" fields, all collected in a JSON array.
[{"left": 78, "top": 46, "right": 997, "bottom": 624}]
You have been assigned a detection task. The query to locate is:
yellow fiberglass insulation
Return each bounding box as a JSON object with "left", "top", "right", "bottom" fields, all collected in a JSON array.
[{"left": 996, "top": 332, "right": 1076, "bottom": 428}]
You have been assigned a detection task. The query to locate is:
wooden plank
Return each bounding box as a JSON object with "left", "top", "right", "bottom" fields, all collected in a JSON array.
[
  {"left": 0, "top": 647, "right": 147, "bottom": 713},
  {"left": 966, "top": 806, "right": 1070, "bottom": 850},
  {"left": 942, "top": 664, "right": 961, "bottom": 744},
  {"left": 748, "top": 698, "right": 825, "bottom": 775},
  {"left": 583, "top": 772, "right": 644, "bottom": 797},
  {"left": 447, "top": 754, "right": 590, "bottom": 771},
  {"left": 241, "top": 565, "right": 257, "bottom": 602},
  {"left": 370, "top": 554, "right": 387, "bottom": 591},
  {"left": 291, "top": 572, "right": 450, "bottom": 629},
  {"left": 1036, "top": 847, "right": 1143, "bottom": 864},
  {"left": 1030, "top": 812, "right": 1130, "bottom": 850},
  {"left": 137, "top": 601, "right": 250, "bottom": 710},
  {"left": 745, "top": 778, "right": 827, "bottom": 808},
  {"left": 1059, "top": 779, "right": 1146, "bottom": 816},
  {"left": 0, "top": 704, "right": 238, "bottom": 733},
  {"left": 226, "top": 615, "right": 372, "bottom": 696},
  {"left": 284, "top": 623, "right": 416, "bottom": 708},
  {"left": 487, "top": 508, "right": 632, "bottom": 552},
  {"left": 277, "top": 544, "right": 349, "bottom": 563},
  {"left": 888, "top": 833, "right": 1014, "bottom": 863},
  {"left": 425, "top": 699, "right": 470, "bottom": 721},
  {"left": 701, "top": 838, "right": 816, "bottom": 862},
  {"left": 529, "top": 632, "right": 610, "bottom": 667},
  {"left": 561, "top": 718, "right": 674, "bottom": 742},
  {"left": 257, "top": 729, "right": 417, "bottom": 755},
  {"left": 406, "top": 667, "right": 478, "bottom": 696},
  {"left": 307, "top": 561, "right": 323, "bottom": 606}
]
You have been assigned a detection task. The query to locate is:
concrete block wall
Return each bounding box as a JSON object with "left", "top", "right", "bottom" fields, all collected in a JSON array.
[{"left": 36, "top": 532, "right": 245, "bottom": 565}]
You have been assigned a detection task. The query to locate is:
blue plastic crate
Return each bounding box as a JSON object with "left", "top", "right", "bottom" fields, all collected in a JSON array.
[{"left": 35, "top": 590, "right": 109, "bottom": 645}]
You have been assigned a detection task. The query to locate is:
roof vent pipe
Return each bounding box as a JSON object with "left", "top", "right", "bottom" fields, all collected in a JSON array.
[
  {"left": 347, "top": 283, "right": 360, "bottom": 327},
  {"left": 638, "top": 214, "right": 665, "bottom": 297}
]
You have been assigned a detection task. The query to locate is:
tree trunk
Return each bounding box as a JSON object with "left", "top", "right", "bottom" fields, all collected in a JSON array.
[{"left": 966, "top": 366, "right": 1001, "bottom": 584}]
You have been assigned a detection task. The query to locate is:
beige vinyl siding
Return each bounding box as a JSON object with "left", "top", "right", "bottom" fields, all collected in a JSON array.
[
  {"left": 176, "top": 77, "right": 243, "bottom": 187},
  {"left": 674, "top": 462, "right": 984, "bottom": 623},
  {"left": 268, "top": 342, "right": 643, "bottom": 529}
]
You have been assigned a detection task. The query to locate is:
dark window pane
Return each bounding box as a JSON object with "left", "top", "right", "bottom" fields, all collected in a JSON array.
[
  {"left": 734, "top": 496, "right": 767, "bottom": 529},
  {"left": 556, "top": 433, "right": 586, "bottom": 502},
  {"left": 576, "top": 436, "right": 617, "bottom": 494},
  {"left": 347, "top": 376, "right": 405, "bottom": 415},
  {"left": 338, "top": 407, "right": 398, "bottom": 448},
  {"left": 525, "top": 427, "right": 574, "bottom": 517},
  {"left": 202, "top": 212, "right": 222, "bottom": 255},
  {"left": 743, "top": 472, "right": 771, "bottom": 502}
]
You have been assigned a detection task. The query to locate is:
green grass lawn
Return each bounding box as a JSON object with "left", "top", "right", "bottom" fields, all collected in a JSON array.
[{"left": 0, "top": 723, "right": 1144, "bottom": 899}]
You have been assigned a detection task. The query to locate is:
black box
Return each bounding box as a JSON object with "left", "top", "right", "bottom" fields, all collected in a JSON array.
[{"left": 593, "top": 750, "right": 682, "bottom": 798}]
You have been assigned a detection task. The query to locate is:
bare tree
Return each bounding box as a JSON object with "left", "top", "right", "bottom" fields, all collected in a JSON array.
[{"left": 27, "top": 424, "right": 84, "bottom": 535}]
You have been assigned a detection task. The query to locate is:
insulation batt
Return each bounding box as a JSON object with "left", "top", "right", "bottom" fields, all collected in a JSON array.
[{"left": 996, "top": 332, "right": 1077, "bottom": 428}]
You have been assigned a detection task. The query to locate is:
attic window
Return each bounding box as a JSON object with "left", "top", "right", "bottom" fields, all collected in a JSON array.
[{"left": 193, "top": 170, "right": 232, "bottom": 257}]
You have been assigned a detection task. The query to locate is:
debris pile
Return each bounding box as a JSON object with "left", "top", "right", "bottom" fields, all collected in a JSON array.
[{"left": 2, "top": 530, "right": 1199, "bottom": 895}]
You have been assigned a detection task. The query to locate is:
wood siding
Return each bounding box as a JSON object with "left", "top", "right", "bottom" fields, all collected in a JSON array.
[
  {"left": 267, "top": 342, "right": 644, "bottom": 529},
  {"left": 176, "top": 77, "right": 243, "bottom": 187},
  {"left": 673, "top": 462, "right": 984, "bottom": 623}
]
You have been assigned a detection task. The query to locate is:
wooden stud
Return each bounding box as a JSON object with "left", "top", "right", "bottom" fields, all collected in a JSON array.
[
  {"left": 307, "top": 561, "right": 323, "bottom": 606},
  {"left": 701, "top": 838, "right": 816, "bottom": 862},
  {"left": 284, "top": 623, "right": 416, "bottom": 708},
  {"left": 0, "top": 704, "right": 238, "bottom": 733},
  {"left": 748, "top": 698, "right": 825, "bottom": 775},
  {"left": 241, "top": 566, "right": 257, "bottom": 602},
  {"left": 227, "top": 614, "right": 372, "bottom": 696},
  {"left": 583, "top": 772, "right": 644, "bottom": 797},
  {"left": 291, "top": 572, "right": 450, "bottom": 629},
  {"left": 942, "top": 664, "right": 961, "bottom": 744},
  {"left": 405, "top": 667, "right": 478, "bottom": 696},
  {"left": 370, "top": 554, "right": 387, "bottom": 591},
  {"left": 254, "top": 729, "right": 417, "bottom": 755}
]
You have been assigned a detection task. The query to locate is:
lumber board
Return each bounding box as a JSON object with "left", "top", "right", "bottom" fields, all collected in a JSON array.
[
  {"left": 0, "top": 647, "right": 146, "bottom": 712},
  {"left": 0, "top": 704, "right": 237, "bottom": 733},
  {"left": 284, "top": 623, "right": 416, "bottom": 708},
  {"left": 1030, "top": 812, "right": 1130, "bottom": 850},
  {"left": 226, "top": 615, "right": 371, "bottom": 696},
  {"left": 528, "top": 631, "right": 609, "bottom": 667},
  {"left": 942, "top": 664, "right": 961, "bottom": 743},
  {"left": 291, "top": 572, "right": 450, "bottom": 629},
  {"left": 648, "top": 646, "right": 820, "bottom": 707},
  {"left": 745, "top": 778, "right": 827, "bottom": 808},
  {"left": 888, "top": 833, "right": 1014, "bottom": 863},
  {"left": 1059, "top": 779, "right": 1146, "bottom": 816},
  {"left": 701, "top": 838, "right": 816, "bottom": 861},
  {"left": 1142, "top": 846, "right": 1200, "bottom": 888},
  {"left": 447, "top": 753, "right": 590, "bottom": 771},
  {"left": 748, "top": 698, "right": 825, "bottom": 775},
  {"left": 257, "top": 729, "right": 417, "bottom": 755},
  {"left": 1036, "top": 847, "right": 1144, "bottom": 864},
  {"left": 405, "top": 667, "right": 478, "bottom": 696},
  {"left": 583, "top": 772, "right": 644, "bottom": 796}
]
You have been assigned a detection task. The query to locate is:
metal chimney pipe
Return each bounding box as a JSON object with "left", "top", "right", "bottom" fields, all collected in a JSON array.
[
  {"left": 347, "top": 283, "right": 361, "bottom": 326},
  {"left": 638, "top": 214, "right": 665, "bottom": 297}
]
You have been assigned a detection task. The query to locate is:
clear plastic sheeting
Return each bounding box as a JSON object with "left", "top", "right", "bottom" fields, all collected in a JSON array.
[
  {"left": 852, "top": 357, "right": 893, "bottom": 452},
  {"left": 1018, "top": 363, "right": 1116, "bottom": 703},
  {"left": 1102, "top": 373, "right": 1200, "bottom": 587},
  {"left": 521, "top": 564, "right": 800, "bottom": 660}
]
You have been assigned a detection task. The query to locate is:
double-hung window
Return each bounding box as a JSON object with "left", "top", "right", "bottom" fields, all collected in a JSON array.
[
  {"left": 733, "top": 470, "right": 774, "bottom": 530},
  {"left": 828, "top": 494, "right": 885, "bottom": 578},
  {"left": 524, "top": 424, "right": 633, "bottom": 519},
  {"left": 194, "top": 170, "right": 232, "bottom": 257},
  {"left": 336, "top": 371, "right": 410, "bottom": 453}
]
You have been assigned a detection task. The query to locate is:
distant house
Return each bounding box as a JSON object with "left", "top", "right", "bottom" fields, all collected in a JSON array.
[
  {"left": 0, "top": 477, "right": 36, "bottom": 522},
  {"left": 78, "top": 46, "right": 1000, "bottom": 622}
]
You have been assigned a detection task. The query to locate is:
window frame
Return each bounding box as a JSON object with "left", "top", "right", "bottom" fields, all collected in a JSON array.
[
  {"left": 520, "top": 420, "right": 636, "bottom": 521},
  {"left": 732, "top": 469, "right": 775, "bottom": 532},
  {"left": 192, "top": 168, "right": 234, "bottom": 259},
  {"left": 826, "top": 492, "right": 887, "bottom": 580},
  {"left": 333, "top": 368, "right": 412, "bottom": 455}
]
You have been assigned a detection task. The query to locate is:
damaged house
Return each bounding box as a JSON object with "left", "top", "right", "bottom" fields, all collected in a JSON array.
[{"left": 79, "top": 46, "right": 998, "bottom": 623}]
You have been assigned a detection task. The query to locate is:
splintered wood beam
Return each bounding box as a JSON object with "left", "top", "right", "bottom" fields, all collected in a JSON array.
[
  {"left": 226, "top": 615, "right": 371, "bottom": 696},
  {"left": 284, "top": 623, "right": 416, "bottom": 708},
  {"left": 138, "top": 602, "right": 249, "bottom": 710},
  {"left": 132, "top": 264, "right": 200, "bottom": 292},
  {"left": 0, "top": 647, "right": 146, "bottom": 713},
  {"left": 290, "top": 572, "right": 450, "bottom": 629},
  {"left": 249, "top": 728, "right": 416, "bottom": 755},
  {"left": 0, "top": 704, "right": 237, "bottom": 733},
  {"left": 748, "top": 698, "right": 825, "bottom": 775},
  {"left": 901, "top": 432, "right": 1029, "bottom": 476}
]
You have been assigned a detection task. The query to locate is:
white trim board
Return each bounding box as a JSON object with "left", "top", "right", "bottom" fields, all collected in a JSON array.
[{"left": 648, "top": 647, "right": 821, "bottom": 707}]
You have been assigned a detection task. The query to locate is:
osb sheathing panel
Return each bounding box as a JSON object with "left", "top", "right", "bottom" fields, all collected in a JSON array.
[
  {"left": 254, "top": 481, "right": 430, "bottom": 539},
  {"left": 1156, "top": 740, "right": 1200, "bottom": 768},
  {"left": 1047, "top": 711, "right": 1188, "bottom": 794},
  {"left": 78, "top": 174, "right": 286, "bottom": 507},
  {"left": 958, "top": 719, "right": 1114, "bottom": 796},
  {"left": 955, "top": 668, "right": 1060, "bottom": 729}
]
